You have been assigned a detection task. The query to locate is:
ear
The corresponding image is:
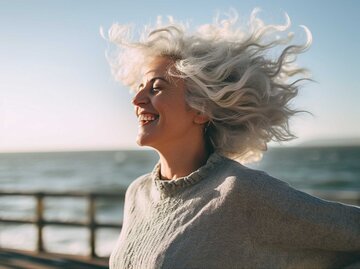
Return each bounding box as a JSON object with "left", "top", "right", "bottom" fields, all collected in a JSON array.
[{"left": 194, "top": 111, "right": 209, "bottom": 125}]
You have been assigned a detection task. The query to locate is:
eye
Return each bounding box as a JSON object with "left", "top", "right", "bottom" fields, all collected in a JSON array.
[{"left": 151, "top": 85, "right": 162, "bottom": 93}]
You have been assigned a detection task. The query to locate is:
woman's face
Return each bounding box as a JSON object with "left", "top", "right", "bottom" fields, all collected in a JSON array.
[{"left": 132, "top": 56, "right": 199, "bottom": 151}]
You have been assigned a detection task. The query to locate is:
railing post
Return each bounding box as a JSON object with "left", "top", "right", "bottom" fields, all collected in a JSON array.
[
  {"left": 0, "top": 191, "right": 124, "bottom": 259},
  {"left": 35, "top": 193, "right": 44, "bottom": 253},
  {"left": 88, "top": 194, "right": 96, "bottom": 258}
]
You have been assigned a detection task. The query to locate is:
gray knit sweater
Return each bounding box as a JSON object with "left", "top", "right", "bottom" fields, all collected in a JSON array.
[{"left": 110, "top": 153, "right": 360, "bottom": 269}]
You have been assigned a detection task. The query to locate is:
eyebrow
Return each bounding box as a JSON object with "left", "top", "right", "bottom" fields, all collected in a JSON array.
[
  {"left": 137, "top": 76, "right": 170, "bottom": 91},
  {"left": 149, "top": 76, "right": 169, "bottom": 84}
]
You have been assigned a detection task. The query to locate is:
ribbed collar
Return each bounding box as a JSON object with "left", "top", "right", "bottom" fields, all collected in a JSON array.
[{"left": 152, "top": 152, "right": 225, "bottom": 196}]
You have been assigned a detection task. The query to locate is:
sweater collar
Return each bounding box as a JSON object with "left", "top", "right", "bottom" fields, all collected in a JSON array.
[{"left": 152, "top": 152, "right": 225, "bottom": 196}]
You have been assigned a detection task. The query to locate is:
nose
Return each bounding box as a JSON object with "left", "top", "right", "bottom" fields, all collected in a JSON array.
[{"left": 132, "top": 89, "right": 149, "bottom": 106}]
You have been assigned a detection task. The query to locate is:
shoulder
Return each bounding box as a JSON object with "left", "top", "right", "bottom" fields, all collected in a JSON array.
[
  {"left": 125, "top": 172, "right": 153, "bottom": 200},
  {"left": 214, "top": 156, "right": 327, "bottom": 208},
  {"left": 216, "top": 156, "right": 360, "bottom": 212},
  {"left": 216, "top": 156, "right": 290, "bottom": 194}
]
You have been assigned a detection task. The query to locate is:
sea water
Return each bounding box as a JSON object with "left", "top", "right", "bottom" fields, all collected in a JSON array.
[{"left": 0, "top": 147, "right": 359, "bottom": 257}]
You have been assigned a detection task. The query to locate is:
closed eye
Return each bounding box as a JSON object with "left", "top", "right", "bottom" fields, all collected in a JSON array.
[
  {"left": 137, "top": 77, "right": 168, "bottom": 94},
  {"left": 151, "top": 87, "right": 161, "bottom": 92}
]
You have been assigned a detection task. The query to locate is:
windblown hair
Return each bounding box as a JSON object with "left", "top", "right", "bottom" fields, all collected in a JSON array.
[{"left": 104, "top": 9, "right": 312, "bottom": 162}]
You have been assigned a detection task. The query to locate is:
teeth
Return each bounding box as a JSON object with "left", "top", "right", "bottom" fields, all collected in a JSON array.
[{"left": 138, "top": 114, "right": 157, "bottom": 121}]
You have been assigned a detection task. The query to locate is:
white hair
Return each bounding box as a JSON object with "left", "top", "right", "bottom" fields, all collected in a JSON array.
[{"left": 104, "top": 9, "right": 312, "bottom": 162}]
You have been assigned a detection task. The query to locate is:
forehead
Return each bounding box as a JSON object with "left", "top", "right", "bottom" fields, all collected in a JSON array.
[{"left": 141, "top": 56, "right": 175, "bottom": 79}]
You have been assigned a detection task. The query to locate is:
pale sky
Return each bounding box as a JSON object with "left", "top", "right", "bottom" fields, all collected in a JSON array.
[{"left": 0, "top": 0, "right": 359, "bottom": 152}]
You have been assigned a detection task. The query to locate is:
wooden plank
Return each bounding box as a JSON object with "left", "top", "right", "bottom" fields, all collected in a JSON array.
[
  {"left": 0, "top": 191, "right": 125, "bottom": 198},
  {"left": 89, "top": 194, "right": 96, "bottom": 258},
  {"left": 36, "top": 193, "right": 44, "bottom": 252},
  {"left": 0, "top": 249, "right": 108, "bottom": 269},
  {"left": 0, "top": 219, "right": 121, "bottom": 228}
]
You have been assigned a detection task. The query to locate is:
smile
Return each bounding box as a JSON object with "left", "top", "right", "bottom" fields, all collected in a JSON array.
[{"left": 138, "top": 113, "right": 159, "bottom": 126}]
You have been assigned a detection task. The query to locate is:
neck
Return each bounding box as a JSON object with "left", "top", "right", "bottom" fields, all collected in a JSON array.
[{"left": 156, "top": 138, "right": 210, "bottom": 180}]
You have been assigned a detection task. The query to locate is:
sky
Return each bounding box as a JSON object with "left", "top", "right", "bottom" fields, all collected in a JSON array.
[{"left": 0, "top": 0, "right": 359, "bottom": 152}]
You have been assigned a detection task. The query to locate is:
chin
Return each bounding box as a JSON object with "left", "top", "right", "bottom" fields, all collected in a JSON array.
[
  {"left": 136, "top": 138, "right": 146, "bottom": 147},
  {"left": 136, "top": 135, "right": 153, "bottom": 147}
]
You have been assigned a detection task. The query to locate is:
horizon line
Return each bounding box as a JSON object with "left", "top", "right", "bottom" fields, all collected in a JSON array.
[{"left": 1, "top": 144, "right": 360, "bottom": 154}]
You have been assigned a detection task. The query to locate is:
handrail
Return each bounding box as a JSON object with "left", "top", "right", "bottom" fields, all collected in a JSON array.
[
  {"left": 0, "top": 190, "right": 126, "bottom": 258},
  {"left": 0, "top": 189, "right": 359, "bottom": 259}
]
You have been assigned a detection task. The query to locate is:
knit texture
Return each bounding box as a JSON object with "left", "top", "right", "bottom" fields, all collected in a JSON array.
[{"left": 110, "top": 153, "right": 360, "bottom": 269}]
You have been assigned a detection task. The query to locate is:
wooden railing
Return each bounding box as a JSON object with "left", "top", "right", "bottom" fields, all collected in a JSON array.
[
  {"left": 0, "top": 190, "right": 126, "bottom": 258},
  {"left": 0, "top": 189, "right": 359, "bottom": 260}
]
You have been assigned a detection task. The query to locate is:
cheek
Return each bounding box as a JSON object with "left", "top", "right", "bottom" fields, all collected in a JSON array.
[{"left": 152, "top": 92, "right": 193, "bottom": 122}]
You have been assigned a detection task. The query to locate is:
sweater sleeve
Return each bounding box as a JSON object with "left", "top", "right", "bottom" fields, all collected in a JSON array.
[
  {"left": 116, "top": 174, "right": 150, "bottom": 241},
  {"left": 239, "top": 172, "right": 360, "bottom": 253}
]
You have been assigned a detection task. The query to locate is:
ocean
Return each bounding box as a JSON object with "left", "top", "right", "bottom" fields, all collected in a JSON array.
[{"left": 0, "top": 147, "right": 359, "bottom": 257}]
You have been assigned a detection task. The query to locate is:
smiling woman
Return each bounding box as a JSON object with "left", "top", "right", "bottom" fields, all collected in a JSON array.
[
  {"left": 105, "top": 10, "right": 360, "bottom": 269},
  {"left": 132, "top": 56, "right": 210, "bottom": 177}
]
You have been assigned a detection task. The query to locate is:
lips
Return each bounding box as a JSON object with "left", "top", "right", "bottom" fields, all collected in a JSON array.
[{"left": 137, "top": 113, "right": 159, "bottom": 126}]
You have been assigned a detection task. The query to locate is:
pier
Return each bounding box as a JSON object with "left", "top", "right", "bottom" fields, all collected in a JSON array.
[{"left": 0, "top": 190, "right": 126, "bottom": 268}]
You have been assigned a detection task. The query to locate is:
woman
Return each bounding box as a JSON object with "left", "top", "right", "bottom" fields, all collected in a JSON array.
[{"left": 106, "top": 10, "right": 360, "bottom": 269}]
